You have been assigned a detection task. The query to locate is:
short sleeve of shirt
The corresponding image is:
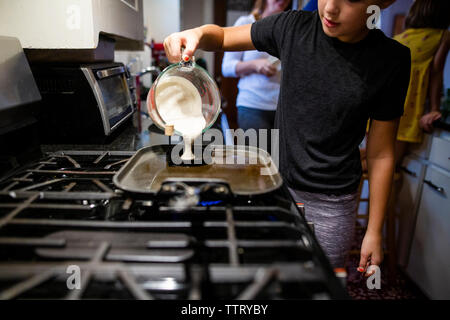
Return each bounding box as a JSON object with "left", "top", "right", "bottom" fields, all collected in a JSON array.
[
  {"left": 369, "top": 45, "right": 411, "bottom": 121},
  {"left": 251, "top": 11, "right": 298, "bottom": 58}
]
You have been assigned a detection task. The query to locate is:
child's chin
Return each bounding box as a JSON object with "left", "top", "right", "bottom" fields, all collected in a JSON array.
[{"left": 323, "top": 27, "right": 341, "bottom": 38}]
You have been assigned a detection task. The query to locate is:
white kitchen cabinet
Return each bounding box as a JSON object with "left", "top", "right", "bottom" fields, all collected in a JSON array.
[
  {"left": 407, "top": 164, "right": 450, "bottom": 299},
  {"left": 397, "top": 156, "right": 426, "bottom": 268},
  {"left": 429, "top": 137, "right": 450, "bottom": 172},
  {"left": 0, "top": 0, "right": 144, "bottom": 49},
  {"left": 396, "top": 128, "right": 450, "bottom": 298},
  {"left": 409, "top": 133, "right": 433, "bottom": 160}
]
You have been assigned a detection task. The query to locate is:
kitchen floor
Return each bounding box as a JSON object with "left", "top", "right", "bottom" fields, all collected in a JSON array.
[{"left": 345, "top": 224, "right": 428, "bottom": 300}]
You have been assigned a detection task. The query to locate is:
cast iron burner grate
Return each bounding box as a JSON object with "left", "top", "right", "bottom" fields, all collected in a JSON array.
[{"left": 0, "top": 151, "right": 348, "bottom": 300}]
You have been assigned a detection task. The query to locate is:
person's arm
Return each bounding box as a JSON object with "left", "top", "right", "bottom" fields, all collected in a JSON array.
[
  {"left": 222, "top": 50, "right": 245, "bottom": 77},
  {"left": 420, "top": 30, "right": 450, "bottom": 132},
  {"left": 359, "top": 118, "right": 399, "bottom": 276},
  {"left": 235, "top": 60, "right": 277, "bottom": 77},
  {"left": 221, "top": 16, "right": 276, "bottom": 78},
  {"left": 222, "top": 17, "right": 252, "bottom": 78},
  {"left": 222, "top": 45, "right": 276, "bottom": 77},
  {"left": 164, "top": 24, "right": 254, "bottom": 63}
]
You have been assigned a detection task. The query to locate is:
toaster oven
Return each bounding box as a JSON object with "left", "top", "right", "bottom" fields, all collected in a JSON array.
[{"left": 31, "top": 62, "right": 136, "bottom": 143}]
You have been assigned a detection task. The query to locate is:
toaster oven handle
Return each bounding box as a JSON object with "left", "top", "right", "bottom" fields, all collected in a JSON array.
[{"left": 96, "top": 66, "right": 126, "bottom": 79}]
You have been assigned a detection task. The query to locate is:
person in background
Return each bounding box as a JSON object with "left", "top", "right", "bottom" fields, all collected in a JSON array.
[
  {"left": 221, "top": 0, "right": 292, "bottom": 140},
  {"left": 164, "top": 0, "right": 411, "bottom": 274},
  {"left": 393, "top": 0, "right": 450, "bottom": 166}
]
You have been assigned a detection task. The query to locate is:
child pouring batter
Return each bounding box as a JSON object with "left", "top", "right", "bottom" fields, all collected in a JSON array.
[{"left": 163, "top": 0, "right": 411, "bottom": 275}]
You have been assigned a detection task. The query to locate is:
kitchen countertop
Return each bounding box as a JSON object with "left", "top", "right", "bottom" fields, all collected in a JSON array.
[
  {"left": 434, "top": 118, "right": 450, "bottom": 132},
  {"left": 41, "top": 112, "right": 226, "bottom": 154},
  {"left": 41, "top": 120, "right": 146, "bottom": 153}
]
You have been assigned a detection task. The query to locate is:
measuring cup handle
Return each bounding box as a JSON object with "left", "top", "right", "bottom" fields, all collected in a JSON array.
[{"left": 180, "top": 47, "right": 196, "bottom": 67}]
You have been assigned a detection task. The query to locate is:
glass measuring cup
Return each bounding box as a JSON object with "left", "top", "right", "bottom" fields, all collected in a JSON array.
[{"left": 147, "top": 55, "right": 221, "bottom": 137}]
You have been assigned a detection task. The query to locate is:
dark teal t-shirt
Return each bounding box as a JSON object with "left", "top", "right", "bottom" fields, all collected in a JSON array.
[{"left": 251, "top": 10, "right": 411, "bottom": 195}]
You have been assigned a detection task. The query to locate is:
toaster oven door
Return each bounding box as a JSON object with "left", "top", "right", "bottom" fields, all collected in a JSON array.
[{"left": 81, "top": 65, "right": 134, "bottom": 136}]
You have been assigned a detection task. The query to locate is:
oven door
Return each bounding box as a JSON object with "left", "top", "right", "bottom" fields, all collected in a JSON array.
[{"left": 81, "top": 64, "right": 134, "bottom": 136}]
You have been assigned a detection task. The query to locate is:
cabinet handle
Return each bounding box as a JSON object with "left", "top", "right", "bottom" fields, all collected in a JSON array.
[
  {"left": 424, "top": 180, "right": 445, "bottom": 194},
  {"left": 400, "top": 166, "right": 417, "bottom": 177}
]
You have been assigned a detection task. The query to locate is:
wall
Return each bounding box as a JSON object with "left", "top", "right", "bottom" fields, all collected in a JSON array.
[
  {"left": 380, "top": 0, "right": 414, "bottom": 38},
  {"left": 180, "top": 0, "right": 214, "bottom": 75},
  {"left": 145, "top": 0, "right": 180, "bottom": 42}
]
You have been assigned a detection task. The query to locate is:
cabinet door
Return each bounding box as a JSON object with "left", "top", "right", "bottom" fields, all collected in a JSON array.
[
  {"left": 409, "top": 133, "right": 433, "bottom": 160},
  {"left": 93, "top": 0, "right": 144, "bottom": 44},
  {"left": 429, "top": 137, "right": 450, "bottom": 172},
  {"left": 407, "top": 165, "right": 450, "bottom": 299},
  {"left": 397, "top": 156, "right": 425, "bottom": 268}
]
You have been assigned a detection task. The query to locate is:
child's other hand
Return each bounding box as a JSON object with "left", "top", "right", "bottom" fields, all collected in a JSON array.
[
  {"left": 358, "top": 231, "right": 383, "bottom": 277},
  {"left": 420, "top": 111, "right": 442, "bottom": 133},
  {"left": 253, "top": 59, "right": 277, "bottom": 77},
  {"left": 164, "top": 29, "right": 202, "bottom": 63}
]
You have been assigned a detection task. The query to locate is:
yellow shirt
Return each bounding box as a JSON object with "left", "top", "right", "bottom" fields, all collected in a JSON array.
[{"left": 394, "top": 28, "right": 444, "bottom": 143}]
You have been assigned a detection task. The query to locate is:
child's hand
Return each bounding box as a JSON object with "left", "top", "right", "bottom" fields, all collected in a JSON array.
[
  {"left": 420, "top": 111, "right": 442, "bottom": 133},
  {"left": 358, "top": 231, "right": 383, "bottom": 277},
  {"left": 253, "top": 59, "right": 277, "bottom": 77},
  {"left": 164, "top": 29, "right": 202, "bottom": 63}
]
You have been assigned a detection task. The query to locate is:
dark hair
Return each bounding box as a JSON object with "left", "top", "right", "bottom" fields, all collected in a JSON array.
[{"left": 405, "top": 0, "right": 450, "bottom": 30}]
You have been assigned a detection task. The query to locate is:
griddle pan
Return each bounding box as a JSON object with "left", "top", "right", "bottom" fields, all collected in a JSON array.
[{"left": 113, "top": 145, "right": 282, "bottom": 196}]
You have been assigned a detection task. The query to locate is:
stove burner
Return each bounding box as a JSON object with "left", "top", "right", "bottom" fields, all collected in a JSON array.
[{"left": 0, "top": 151, "right": 348, "bottom": 300}]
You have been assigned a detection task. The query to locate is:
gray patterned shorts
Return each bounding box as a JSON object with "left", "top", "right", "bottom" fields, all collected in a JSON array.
[{"left": 289, "top": 188, "right": 359, "bottom": 268}]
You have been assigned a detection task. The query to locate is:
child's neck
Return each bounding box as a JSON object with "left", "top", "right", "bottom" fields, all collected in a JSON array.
[{"left": 337, "top": 29, "right": 370, "bottom": 44}]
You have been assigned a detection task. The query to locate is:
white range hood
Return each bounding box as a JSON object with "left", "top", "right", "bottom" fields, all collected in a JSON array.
[{"left": 0, "top": 0, "right": 144, "bottom": 50}]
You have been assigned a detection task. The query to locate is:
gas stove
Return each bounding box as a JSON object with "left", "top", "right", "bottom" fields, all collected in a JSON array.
[{"left": 0, "top": 150, "right": 348, "bottom": 300}]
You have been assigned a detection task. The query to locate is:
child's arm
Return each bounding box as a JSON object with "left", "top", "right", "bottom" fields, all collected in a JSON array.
[
  {"left": 420, "top": 30, "right": 450, "bottom": 132},
  {"left": 164, "top": 24, "right": 255, "bottom": 63},
  {"left": 359, "top": 118, "right": 399, "bottom": 275}
]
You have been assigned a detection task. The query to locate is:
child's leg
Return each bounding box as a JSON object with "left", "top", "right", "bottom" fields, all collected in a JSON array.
[{"left": 289, "top": 188, "right": 358, "bottom": 268}]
